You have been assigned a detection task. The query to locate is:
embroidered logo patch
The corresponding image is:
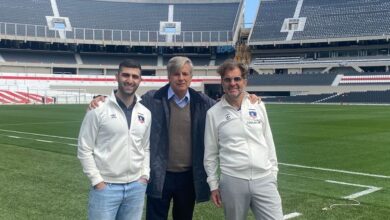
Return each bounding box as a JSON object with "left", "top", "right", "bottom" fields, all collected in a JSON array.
[
  {"left": 225, "top": 114, "right": 232, "bottom": 120},
  {"left": 138, "top": 114, "right": 145, "bottom": 123},
  {"left": 249, "top": 110, "right": 257, "bottom": 119}
]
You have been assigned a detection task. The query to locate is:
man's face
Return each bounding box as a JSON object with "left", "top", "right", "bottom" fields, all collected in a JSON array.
[
  {"left": 116, "top": 67, "right": 142, "bottom": 96},
  {"left": 168, "top": 63, "right": 192, "bottom": 97},
  {"left": 221, "top": 67, "right": 247, "bottom": 99}
]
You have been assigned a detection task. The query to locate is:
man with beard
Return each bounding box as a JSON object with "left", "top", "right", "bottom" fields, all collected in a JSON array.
[
  {"left": 204, "top": 59, "right": 283, "bottom": 220},
  {"left": 78, "top": 59, "right": 151, "bottom": 220}
]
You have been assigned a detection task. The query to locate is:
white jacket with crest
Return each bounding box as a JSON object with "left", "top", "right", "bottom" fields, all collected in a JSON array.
[
  {"left": 204, "top": 94, "right": 278, "bottom": 191},
  {"left": 78, "top": 91, "right": 151, "bottom": 186}
]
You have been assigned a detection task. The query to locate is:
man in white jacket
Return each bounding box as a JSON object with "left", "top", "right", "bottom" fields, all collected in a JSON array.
[
  {"left": 78, "top": 59, "right": 151, "bottom": 220},
  {"left": 204, "top": 59, "right": 283, "bottom": 220}
]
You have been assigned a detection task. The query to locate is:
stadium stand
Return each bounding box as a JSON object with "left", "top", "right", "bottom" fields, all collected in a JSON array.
[
  {"left": 249, "top": 0, "right": 296, "bottom": 42},
  {"left": 263, "top": 93, "right": 336, "bottom": 103},
  {"left": 0, "top": 0, "right": 389, "bottom": 105},
  {"left": 215, "top": 53, "right": 235, "bottom": 65},
  {"left": 339, "top": 74, "right": 390, "bottom": 85},
  {"left": 173, "top": 3, "right": 239, "bottom": 42},
  {"left": 0, "top": 0, "right": 52, "bottom": 25},
  {"left": 248, "top": 0, "right": 390, "bottom": 81},
  {"left": 0, "top": 50, "right": 76, "bottom": 64},
  {"left": 58, "top": 0, "right": 166, "bottom": 31},
  {"left": 0, "top": 0, "right": 242, "bottom": 45},
  {"left": 247, "top": 73, "right": 337, "bottom": 86},
  {"left": 322, "top": 90, "right": 390, "bottom": 104},
  {"left": 249, "top": 0, "right": 390, "bottom": 43},
  {"left": 263, "top": 90, "right": 390, "bottom": 104},
  {"left": 58, "top": 0, "right": 167, "bottom": 42},
  {"left": 163, "top": 55, "right": 210, "bottom": 66},
  {"left": 293, "top": 0, "right": 390, "bottom": 41},
  {"left": 80, "top": 53, "right": 157, "bottom": 66},
  {"left": 0, "top": 89, "right": 54, "bottom": 104}
]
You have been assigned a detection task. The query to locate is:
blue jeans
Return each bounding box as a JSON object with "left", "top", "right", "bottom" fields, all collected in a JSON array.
[{"left": 88, "top": 181, "right": 147, "bottom": 220}]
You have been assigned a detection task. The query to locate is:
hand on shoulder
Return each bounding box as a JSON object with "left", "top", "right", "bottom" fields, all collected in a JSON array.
[{"left": 87, "top": 95, "right": 107, "bottom": 111}]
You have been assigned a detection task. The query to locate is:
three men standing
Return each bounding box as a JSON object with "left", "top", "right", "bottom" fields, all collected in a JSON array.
[
  {"left": 82, "top": 56, "right": 216, "bottom": 219},
  {"left": 80, "top": 57, "right": 275, "bottom": 220}
]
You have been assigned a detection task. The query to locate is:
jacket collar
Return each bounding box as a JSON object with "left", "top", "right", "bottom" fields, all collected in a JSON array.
[
  {"left": 154, "top": 84, "right": 202, "bottom": 102},
  {"left": 109, "top": 90, "right": 142, "bottom": 105},
  {"left": 220, "top": 92, "right": 249, "bottom": 108}
]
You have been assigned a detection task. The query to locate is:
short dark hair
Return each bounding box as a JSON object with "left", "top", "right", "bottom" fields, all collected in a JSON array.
[
  {"left": 217, "top": 59, "right": 248, "bottom": 79},
  {"left": 118, "top": 59, "right": 142, "bottom": 73}
]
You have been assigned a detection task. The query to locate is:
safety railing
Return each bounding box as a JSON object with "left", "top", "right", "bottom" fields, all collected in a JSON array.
[{"left": 0, "top": 22, "right": 234, "bottom": 46}]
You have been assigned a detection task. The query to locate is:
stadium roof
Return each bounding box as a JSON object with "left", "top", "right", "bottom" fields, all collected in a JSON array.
[{"left": 248, "top": 0, "right": 390, "bottom": 45}]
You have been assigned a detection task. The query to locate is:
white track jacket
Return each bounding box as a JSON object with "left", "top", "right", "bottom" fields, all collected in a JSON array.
[
  {"left": 204, "top": 94, "right": 278, "bottom": 191},
  {"left": 78, "top": 91, "right": 151, "bottom": 186}
]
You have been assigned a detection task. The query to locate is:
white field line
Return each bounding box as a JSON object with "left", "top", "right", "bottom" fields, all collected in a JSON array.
[
  {"left": 35, "top": 139, "right": 53, "bottom": 143},
  {"left": 0, "top": 120, "right": 81, "bottom": 126},
  {"left": 283, "top": 212, "right": 302, "bottom": 219},
  {"left": 326, "top": 180, "right": 382, "bottom": 199},
  {"left": 0, "top": 134, "right": 76, "bottom": 146},
  {"left": 280, "top": 163, "right": 390, "bottom": 179},
  {"left": 0, "top": 128, "right": 77, "bottom": 140}
]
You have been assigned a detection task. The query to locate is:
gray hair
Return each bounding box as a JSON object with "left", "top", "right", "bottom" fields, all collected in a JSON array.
[{"left": 167, "top": 56, "right": 193, "bottom": 76}]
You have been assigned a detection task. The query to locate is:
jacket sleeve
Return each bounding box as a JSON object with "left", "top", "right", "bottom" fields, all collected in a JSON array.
[
  {"left": 260, "top": 102, "right": 279, "bottom": 179},
  {"left": 204, "top": 94, "right": 217, "bottom": 109},
  {"left": 141, "top": 112, "right": 151, "bottom": 180},
  {"left": 77, "top": 110, "right": 103, "bottom": 186},
  {"left": 203, "top": 110, "right": 220, "bottom": 191},
  {"left": 140, "top": 90, "right": 155, "bottom": 110}
]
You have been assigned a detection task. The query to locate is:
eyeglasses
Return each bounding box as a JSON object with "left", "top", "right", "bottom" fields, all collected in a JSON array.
[{"left": 223, "top": 77, "right": 243, "bottom": 83}]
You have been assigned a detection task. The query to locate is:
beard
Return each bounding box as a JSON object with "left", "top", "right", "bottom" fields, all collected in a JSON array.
[
  {"left": 224, "top": 87, "right": 243, "bottom": 99},
  {"left": 118, "top": 82, "right": 138, "bottom": 97}
]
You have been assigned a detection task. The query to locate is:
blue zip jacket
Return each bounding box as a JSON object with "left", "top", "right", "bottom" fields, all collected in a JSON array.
[{"left": 141, "top": 83, "right": 216, "bottom": 202}]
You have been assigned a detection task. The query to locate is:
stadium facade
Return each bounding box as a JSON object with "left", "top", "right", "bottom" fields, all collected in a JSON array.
[{"left": 0, "top": 0, "right": 389, "bottom": 104}]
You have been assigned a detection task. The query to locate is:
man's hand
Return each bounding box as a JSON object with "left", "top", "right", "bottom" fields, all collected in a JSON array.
[
  {"left": 88, "top": 95, "right": 106, "bottom": 111},
  {"left": 248, "top": 94, "right": 261, "bottom": 104},
  {"left": 94, "top": 181, "right": 107, "bottom": 190},
  {"left": 211, "top": 189, "right": 222, "bottom": 208}
]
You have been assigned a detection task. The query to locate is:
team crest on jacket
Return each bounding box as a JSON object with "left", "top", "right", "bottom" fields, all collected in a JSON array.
[
  {"left": 249, "top": 110, "right": 257, "bottom": 119},
  {"left": 225, "top": 113, "right": 232, "bottom": 120},
  {"left": 137, "top": 113, "right": 145, "bottom": 123}
]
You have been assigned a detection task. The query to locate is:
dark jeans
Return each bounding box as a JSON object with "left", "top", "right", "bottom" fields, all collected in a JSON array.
[{"left": 146, "top": 170, "right": 196, "bottom": 220}]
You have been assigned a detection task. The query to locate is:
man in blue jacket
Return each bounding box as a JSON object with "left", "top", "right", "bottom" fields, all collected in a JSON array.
[{"left": 142, "top": 56, "right": 215, "bottom": 220}]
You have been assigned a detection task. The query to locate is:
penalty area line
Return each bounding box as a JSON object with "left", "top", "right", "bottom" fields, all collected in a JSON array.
[{"left": 326, "top": 180, "right": 382, "bottom": 199}]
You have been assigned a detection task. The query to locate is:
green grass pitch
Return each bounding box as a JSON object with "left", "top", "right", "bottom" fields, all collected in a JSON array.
[{"left": 0, "top": 104, "right": 389, "bottom": 219}]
